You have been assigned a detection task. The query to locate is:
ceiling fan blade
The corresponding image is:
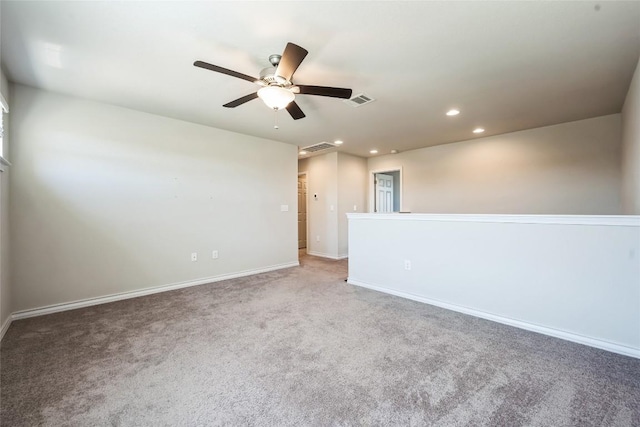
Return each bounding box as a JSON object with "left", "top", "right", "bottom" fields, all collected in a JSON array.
[
  {"left": 194, "top": 60, "right": 258, "bottom": 83},
  {"left": 275, "top": 43, "right": 308, "bottom": 82},
  {"left": 286, "top": 101, "right": 306, "bottom": 120},
  {"left": 223, "top": 92, "right": 259, "bottom": 108},
  {"left": 297, "top": 85, "right": 352, "bottom": 99}
]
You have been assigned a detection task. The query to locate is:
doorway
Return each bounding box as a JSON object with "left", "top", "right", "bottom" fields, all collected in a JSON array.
[
  {"left": 375, "top": 173, "right": 394, "bottom": 212},
  {"left": 370, "top": 169, "right": 402, "bottom": 212},
  {"left": 297, "top": 173, "right": 308, "bottom": 250}
]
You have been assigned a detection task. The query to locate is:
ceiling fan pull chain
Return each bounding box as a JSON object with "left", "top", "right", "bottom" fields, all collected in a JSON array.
[{"left": 273, "top": 107, "right": 279, "bottom": 130}]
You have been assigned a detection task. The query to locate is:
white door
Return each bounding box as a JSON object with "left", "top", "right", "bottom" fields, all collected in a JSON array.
[
  {"left": 375, "top": 174, "right": 393, "bottom": 213},
  {"left": 298, "top": 175, "right": 307, "bottom": 249}
]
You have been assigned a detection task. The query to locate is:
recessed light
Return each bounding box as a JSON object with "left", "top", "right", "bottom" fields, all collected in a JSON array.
[
  {"left": 334, "top": 140, "right": 343, "bottom": 145},
  {"left": 473, "top": 128, "right": 485, "bottom": 134},
  {"left": 299, "top": 150, "right": 307, "bottom": 155},
  {"left": 370, "top": 149, "right": 378, "bottom": 154},
  {"left": 390, "top": 149, "right": 399, "bottom": 154},
  {"left": 446, "top": 109, "right": 460, "bottom": 116}
]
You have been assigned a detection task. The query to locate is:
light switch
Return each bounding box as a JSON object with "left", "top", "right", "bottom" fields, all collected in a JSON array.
[{"left": 280, "top": 205, "right": 289, "bottom": 212}]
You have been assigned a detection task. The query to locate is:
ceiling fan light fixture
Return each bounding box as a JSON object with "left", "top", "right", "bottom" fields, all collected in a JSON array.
[{"left": 257, "top": 86, "right": 295, "bottom": 110}]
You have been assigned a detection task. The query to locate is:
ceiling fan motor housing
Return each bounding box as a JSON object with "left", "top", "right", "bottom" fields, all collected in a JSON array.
[{"left": 259, "top": 67, "right": 290, "bottom": 86}]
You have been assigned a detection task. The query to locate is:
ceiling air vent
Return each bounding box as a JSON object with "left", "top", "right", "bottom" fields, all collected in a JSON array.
[
  {"left": 302, "top": 141, "right": 337, "bottom": 153},
  {"left": 344, "top": 93, "right": 375, "bottom": 107}
]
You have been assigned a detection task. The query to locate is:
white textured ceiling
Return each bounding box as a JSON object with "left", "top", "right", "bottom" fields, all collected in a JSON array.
[{"left": 1, "top": 1, "right": 639, "bottom": 158}]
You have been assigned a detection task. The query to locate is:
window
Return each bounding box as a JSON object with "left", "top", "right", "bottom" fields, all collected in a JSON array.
[{"left": 0, "top": 92, "right": 7, "bottom": 165}]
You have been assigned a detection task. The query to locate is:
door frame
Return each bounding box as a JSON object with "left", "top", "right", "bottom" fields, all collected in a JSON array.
[
  {"left": 369, "top": 167, "right": 403, "bottom": 213},
  {"left": 297, "top": 172, "right": 309, "bottom": 252}
]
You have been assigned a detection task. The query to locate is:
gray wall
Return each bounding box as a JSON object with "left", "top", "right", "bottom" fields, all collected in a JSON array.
[
  {"left": 9, "top": 85, "right": 298, "bottom": 312},
  {"left": 622, "top": 57, "right": 640, "bottom": 214},
  {"left": 368, "top": 114, "right": 622, "bottom": 214},
  {"left": 337, "top": 153, "right": 367, "bottom": 257},
  {"left": 298, "top": 153, "right": 338, "bottom": 258},
  {"left": 298, "top": 151, "right": 367, "bottom": 258}
]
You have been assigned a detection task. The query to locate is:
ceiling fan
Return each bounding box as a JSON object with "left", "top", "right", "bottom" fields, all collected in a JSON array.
[{"left": 194, "top": 42, "right": 352, "bottom": 120}]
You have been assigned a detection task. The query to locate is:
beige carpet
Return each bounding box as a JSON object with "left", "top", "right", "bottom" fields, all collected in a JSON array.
[{"left": 1, "top": 254, "right": 639, "bottom": 426}]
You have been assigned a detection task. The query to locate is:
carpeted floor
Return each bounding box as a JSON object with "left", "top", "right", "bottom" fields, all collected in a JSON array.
[{"left": 1, "top": 253, "right": 639, "bottom": 426}]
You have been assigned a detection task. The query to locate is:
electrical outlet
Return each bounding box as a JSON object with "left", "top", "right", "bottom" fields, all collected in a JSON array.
[
  {"left": 353, "top": 205, "right": 357, "bottom": 211},
  {"left": 316, "top": 235, "right": 320, "bottom": 242},
  {"left": 191, "top": 253, "right": 198, "bottom": 262},
  {"left": 330, "top": 205, "right": 334, "bottom": 211},
  {"left": 404, "top": 260, "right": 411, "bottom": 270},
  {"left": 212, "top": 250, "right": 219, "bottom": 259}
]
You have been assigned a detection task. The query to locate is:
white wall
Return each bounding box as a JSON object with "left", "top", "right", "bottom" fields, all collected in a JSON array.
[
  {"left": 622, "top": 58, "right": 640, "bottom": 214},
  {"left": 368, "top": 115, "right": 622, "bottom": 214},
  {"left": 0, "top": 67, "right": 11, "bottom": 334},
  {"left": 9, "top": 84, "right": 298, "bottom": 313},
  {"left": 299, "top": 152, "right": 367, "bottom": 259},
  {"left": 337, "top": 153, "right": 367, "bottom": 257},
  {"left": 347, "top": 213, "right": 640, "bottom": 358}
]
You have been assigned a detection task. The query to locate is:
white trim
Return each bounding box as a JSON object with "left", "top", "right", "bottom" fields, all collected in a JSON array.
[
  {"left": 0, "top": 92, "right": 7, "bottom": 113},
  {"left": 11, "top": 261, "right": 299, "bottom": 321},
  {"left": 348, "top": 278, "right": 640, "bottom": 359},
  {"left": 369, "top": 167, "right": 403, "bottom": 213},
  {"left": 0, "top": 316, "right": 12, "bottom": 342},
  {"left": 306, "top": 250, "right": 347, "bottom": 260},
  {"left": 0, "top": 92, "right": 7, "bottom": 170},
  {"left": 347, "top": 213, "right": 640, "bottom": 227},
  {"left": 0, "top": 155, "right": 11, "bottom": 172}
]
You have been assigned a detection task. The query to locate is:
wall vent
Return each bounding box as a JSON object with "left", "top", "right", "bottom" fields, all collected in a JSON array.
[
  {"left": 302, "top": 141, "right": 336, "bottom": 153},
  {"left": 344, "top": 93, "right": 375, "bottom": 107}
]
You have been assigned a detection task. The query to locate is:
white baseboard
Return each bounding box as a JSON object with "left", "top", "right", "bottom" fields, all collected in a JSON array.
[
  {"left": 348, "top": 278, "right": 640, "bottom": 359},
  {"left": 306, "top": 251, "right": 348, "bottom": 260},
  {"left": 11, "top": 261, "right": 299, "bottom": 322},
  {"left": 0, "top": 315, "right": 12, "bottom": 342}
]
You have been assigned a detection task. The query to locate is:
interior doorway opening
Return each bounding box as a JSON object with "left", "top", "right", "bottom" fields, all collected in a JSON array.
[
  {"left": 297, "top": 173, "right": 308, "bottom": 250},
  {"left": 370, "top": 169, "right": 402, "bottom": 213}
]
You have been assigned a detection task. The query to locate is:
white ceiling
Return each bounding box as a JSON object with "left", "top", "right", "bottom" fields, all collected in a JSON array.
[{"left": 2, "top": 1, "right": 639, "bottom": 158}]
